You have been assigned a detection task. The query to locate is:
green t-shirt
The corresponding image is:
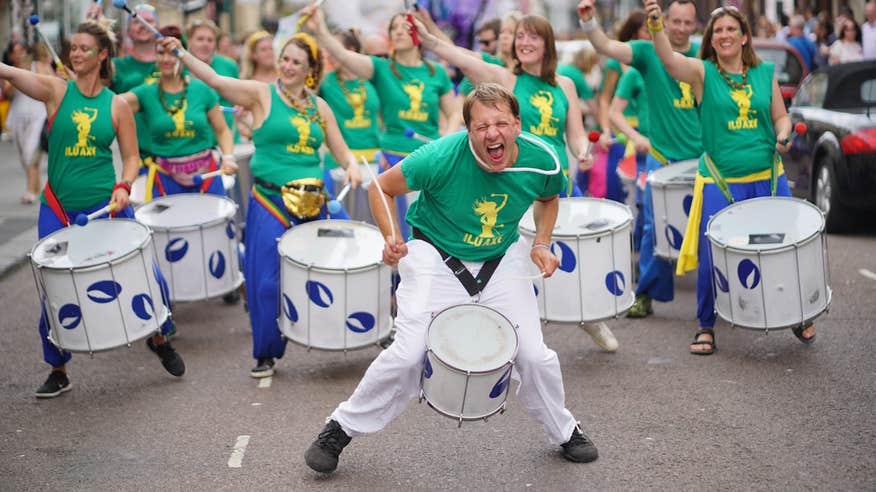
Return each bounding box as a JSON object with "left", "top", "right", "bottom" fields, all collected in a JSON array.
[
  {"left": 43, "top": 81, "right": 116, "bottom": 210},
  {"left": 111, "top": 55, "right": 160, "bottom": 156},
  {"left": 557, "top": 64, "right": 594, "bottom": 101},
  {"left": 614, "top": 67, "right": 648, "bottom": 135},
  {"left": 514, "top": 72, "right": 569, "bottom": 171},
  {"left": 457, "top": 52, "right": 505, "bottom": 96},
  {"left": 698, "top": 61, "right": 777, "bottom": 179},
  {"left": 403, "top": 131, "right": 564, "bottom": 261},
  {"left": 318, "top": 70, "right": 382, "bottom": 168},
  {"left": 369, "top": 55, "right": 453, "bottom": 154},
  {"left": 131, "top": 78, "right": 220, "bottom": 158},
  {"left": 598, "top": 58, "right": 623, "bottom": 92},
  {"left": 630, "top": 40, "right": 703, "bottom": 161},
  {"left": 250, "top": 86, "right": 324, "bottom": 196},
  {"left": 210, "top": 54, "right": 240, "bottom": 140}
]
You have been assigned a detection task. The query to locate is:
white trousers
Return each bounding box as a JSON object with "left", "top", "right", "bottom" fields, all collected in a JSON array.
[{"left": 332, "top": 236, "right": 578, "bottom": 444}]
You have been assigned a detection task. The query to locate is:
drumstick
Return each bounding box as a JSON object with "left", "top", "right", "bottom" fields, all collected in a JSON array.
[
  {"left": 361, "top": 156, "right": 397, "bottom": 243},
  {"left": 781, "top": 122, "right": 807, "bottom": 145},
  {"left": 404, "top": 128, "right": 432, "bottom": 143},
  {"left": 29, "top": 15, "right": 72, "bottom": 79},
  {"left": 219, "top": 105, "right": 239, "bottom": 113},
  {"left": 585, "top": 130, "right": 601, "bottom": 159},
  {"left": 191, "top": 169, "right": 224, "bottom": 186},
  {"left": 295, "top": 0, "right": 326, "bottom": 32},
  {"left": 74, "top": 202, "right": 117, "bottom": 226},
  {"left": 111, "top": 0, "right": 180, "bottom": 56},
  {"left": 327, "top": 183, "right": 352, "bottom": 215},
  {"left": 404, "top": 1, "right": 421, "bottom": 46}
]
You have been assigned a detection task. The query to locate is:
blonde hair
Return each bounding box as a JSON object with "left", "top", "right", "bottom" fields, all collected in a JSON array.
[{"left": 241, "top": 30, "right": 273, "bottom": 80}]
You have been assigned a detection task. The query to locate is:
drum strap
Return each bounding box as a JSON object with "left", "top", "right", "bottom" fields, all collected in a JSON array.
[
  {"left": 43, "top": 183, "right": 70, "bottom": 226},
  {"left": 412, "top": 227, "right": 503, "bottom": 297}
]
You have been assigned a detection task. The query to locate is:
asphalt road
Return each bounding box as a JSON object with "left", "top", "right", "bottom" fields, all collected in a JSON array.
[{"left": 1, "top": 229, "right": 875, "bottom": 491}]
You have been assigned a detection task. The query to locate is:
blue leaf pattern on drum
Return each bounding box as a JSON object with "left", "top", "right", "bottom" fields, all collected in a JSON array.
[
  {"left": 346, "top": 312, "right": 376, "bottom": 333},
  {"left": 225, "top": 221, "right": 236, "bottom": 239},
  {"left": 714, "top": 267, "right": 730, "bottom": 293},
  {"left": 305, "top": 280, "right": 334, "bottom": 308},
  {"left": 605, "top": 270, "right": 625, "bottom": 296},
  {"left": 738, "top": 259, "right": 761, "bottom": 289},
  {"left": 58, "top": 304, "right": 82, "bottom": 330},
  {"left": 665, "top": 225, "right": 684, "bottom": 250},
  {"left": 489, "top": 367, "right": 513, "bottom": 398},
  {"left": 209, "top": 251, "right": 226, "bottom": 279},
  {"left": 533, "top": 284, "right": 539, "bottom": 297},
  {"left": 131, "top": 294, "right": 155, "bottom": 320},
  {"left": 423, "top": 357, "right": 433, "bottom": 378},
  {"left": 683, "top": 194, "right": 693, "bottom": 217},
  {"left": 87, "top": 280, "right": 122, "bottom": 303},
  {"left": 551, "top": 241, "right": 577, "bottom": 273},
  {"left": 165, "top": 238, "right": 189, "bottom": 263},
  {"left": 282, "top": 294, "right": 299, "bottom": 323}
]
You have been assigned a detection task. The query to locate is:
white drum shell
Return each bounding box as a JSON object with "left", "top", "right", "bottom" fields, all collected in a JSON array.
[
  {"left": 135, "top": 194, "right": 243, "bottom": 302},
  {"left": 278, "top": 220, "right": 392, "bottom": 350},
  {"left": 30, "top": 220, "right": 169, "bottom": 352},
  {"left": 648, "top": 159, "right": 698, "bottom": 260},
  {"left": 706, "top": 197, "right": 831, "bottom": 329},
  {"left": 519, "top": 198, "right": 634, "bottom": 322},
  {"left": 421, "top": 304, "right": 518, "bottom": 421}
]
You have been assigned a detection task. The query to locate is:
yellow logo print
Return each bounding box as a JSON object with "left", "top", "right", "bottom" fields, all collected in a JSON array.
[
  {"left": 398, "top": 80, "right": 428, "bottom": 122},
  {"left": 528, "top": 91, "right": 559, "bottom": 137},
  {"left": 674, "top": 81, "right": 695, "bottom": 109},
  {"left": 286, "top": 116, "right": 315, "bottom": 155},
  {"left": 727, "top": 85, "right": 758, "bottom": 130},
  {"left": 344, "top": 85, "right": 372, "bottom": 129},
  {"left": 65, "top": 108, "right": 98, "bottom": 157},
  {"left": 165, "top": 101, "right": 195, "bottom": 138},
  {"left": 463, "top": 194, "right": 509, "bottom": 247}
]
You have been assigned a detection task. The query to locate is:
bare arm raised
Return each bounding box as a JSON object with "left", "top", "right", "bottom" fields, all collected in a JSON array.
[
  {"left": 576, "top": 0, "right": 633, "bottom": 65},
  {"left": 302, "top": 7, "right": 375, "bottom": 80},
  {"left": 642, "top": 0, "right": 703, "bottom": 90},
  {"left": 0, "top": 62, "right": 67, "bottom": 117}
]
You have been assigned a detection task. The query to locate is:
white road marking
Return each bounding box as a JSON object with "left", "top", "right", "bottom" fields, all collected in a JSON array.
[
  {"left": 859, "top": 269, "right": 876, "bottom": 281},
  {"left": 228, "top": 435, "right": 250, "bottom": 468},
  {"left": 257, "top": 376, "right": 272, "bottom": 389}
]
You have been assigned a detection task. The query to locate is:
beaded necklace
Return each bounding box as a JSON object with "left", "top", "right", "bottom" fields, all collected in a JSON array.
[
  {"left": 715, "top": 60, "right": 748, "bottom": 90},
  {"left": 276, "top": 78, "right": 324, "bottom": 130},
  {"left": 158, "top": 77, "right": 189, "bottom": 115},
  {"left": 335, "top": 71, "right": 367, "bottom": 108}
]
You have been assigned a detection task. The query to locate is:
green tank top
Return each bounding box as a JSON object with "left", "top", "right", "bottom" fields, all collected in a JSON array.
[
  {"left": 615, "top": 67, "right": 648, "bottom": 135},
  {"left": 43, "top": 81, "right": 116, "bottom": 210},
  {"left": 698, "top": 61, "right": 777, "bottom": 178},
  {"left": 131, "top": 78, "right": 219, "bottom": 157},
  {"left": 319, "top": 71, "right": 382, "bottom": 168},
  {"left": 210, "top": 54, "right": 240, "bottom": 142},
  {"left": 514, "top": 72, "right": 569, "bottom": 169},
  {"left": 250, "top": 86, "right": 324, "bottom": 197},
  {"left": 111, "top": 56, "right": 160, "bottom": 156}
]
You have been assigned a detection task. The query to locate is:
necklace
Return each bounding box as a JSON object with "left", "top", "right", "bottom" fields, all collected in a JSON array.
[
  {"left": 158, "top": 77, "right": 189, "bottom": 115},
  {"left": 715, "top": 61, "right": 748, "bottom": 90},
  {"left": 336, "top": 72, "right": 366, "bottom": 107},
  {"left": 276, "top": 78, "right": 324, "bottom": 130}
]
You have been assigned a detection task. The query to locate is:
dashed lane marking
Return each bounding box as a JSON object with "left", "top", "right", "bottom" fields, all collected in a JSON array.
[
  {"left": 258, "top": 376, "right": 272, "bottom": 389},
  {"left": 228, "top": 435, "right": 250, "bottom": 468},
  {"left": 859, "top": 269, "right": 876, "bottom": 281}
]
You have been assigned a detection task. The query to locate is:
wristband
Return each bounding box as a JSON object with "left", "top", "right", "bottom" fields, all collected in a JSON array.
[
  {"left": 531, "top": 243, "right": 550, "bottom": 251},
  {"left": 113, "top": 181, "right": 132, "bottom": 194},
  {"left": 578, "top": 18, "right": 597, "bottom": 33}
]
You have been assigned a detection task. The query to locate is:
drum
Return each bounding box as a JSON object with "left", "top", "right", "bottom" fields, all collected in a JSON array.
[
  {"left": 135, "top": 194, "right": 243, "bottom": 302},
  {"left": 29, "top": 219, "right": 169, "bottom": 353},
  {"left": 278, "top": 220, "right": 392, "bottom": 350},
  {"left": 420, "top": 304, "right": 518, "bottom": 424},
  {"left": 519, "top": 198, "right": 634, "bottom": 322},
  {"left": 647, "top": 159, "right": 698, "bottom": 260},
  {"left": 231, "top": 143, "right": 255, "bottom": 223},
  {"left": 329, "top": 164, "right": 379, "bottom": 224},
  {"left": 706, "top": 196, "right": 831, "bottom": 330}
]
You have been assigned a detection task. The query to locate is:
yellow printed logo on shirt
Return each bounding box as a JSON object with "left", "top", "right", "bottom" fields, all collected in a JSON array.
[
  {"left": 528, "top": 90, "right": 559, "bottom": 137},
  {"left": 463, "top": 194, "right": 509, "bottom": 247},
  {"left": 727, "top": 85, "right": 758, "bottom": 130},
  {"left": 398, "top": 80, "right": 428, "bottom": 122},
  {"left": 674, "top": 81, "right": 695, "bottom": 109},
  {"left": 65, "top": 108, "right": 98, "bottom": 157},
  {"left": 344, "top": 85, "right": 372, "bottom": 129},
  {"left": 286, "top": 116, "right": 315, "bottom": 155},
  {"left": 165, "top": 101, "right": 195, "bottom": 138}
]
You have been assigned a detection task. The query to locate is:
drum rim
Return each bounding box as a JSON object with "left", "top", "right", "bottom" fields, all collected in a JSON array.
[
  {"left": 277, "top": 219, "right": 385, "bottom": 271},
  {"left": 520, "top": 197, "right": 634, "bottom": 238},
  {"left": 646, "top": 158, "right": 699, "bottom": 187},
  {"left": 134, "top": 194, "right": 239, "bottom": 231},
  {"left": 705, "top": 196, "right": 825, "bottom": 253},
  {"left": 30, "top": 218, "right": 154, "bottom": 271},
  {"left": 426, "top": 303, "right": 519, "bottom": 374}
]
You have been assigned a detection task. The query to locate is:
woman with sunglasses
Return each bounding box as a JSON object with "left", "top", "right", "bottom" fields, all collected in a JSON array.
[
  {"left": 642, "top": 1, "right": 815, "bottom": 353},
  {"left": 159, "top": 32, "right": 362, "bottom": 378},
  {"left": 120, "top": 26, "right": 237, "bottom": 199}
]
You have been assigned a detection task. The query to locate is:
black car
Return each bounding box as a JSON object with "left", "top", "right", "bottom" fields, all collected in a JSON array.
[{"left": 782, "top": 60, "right": 876, "bottom": 232}]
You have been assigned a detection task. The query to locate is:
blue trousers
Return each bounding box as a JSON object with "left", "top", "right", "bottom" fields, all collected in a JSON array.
[
  {"left": 37, "top": 202, "right": 174, "bottom": 367},
  {"left": 635, "top": 155, "right": 677, "bottom": 301},
  {"left": 605, "top": 140, "right": 627, "bottom": 203},
  {"left": 633, "top": 153, "right": 647, "bottom": 251},
  {"left": 696, "top": 176, "right": 790, "bottom": 328}
]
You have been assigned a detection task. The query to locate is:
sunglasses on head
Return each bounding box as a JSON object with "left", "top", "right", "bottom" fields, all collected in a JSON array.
[{"left": 710, "top": 5, "right": 740, "bottom": 18}]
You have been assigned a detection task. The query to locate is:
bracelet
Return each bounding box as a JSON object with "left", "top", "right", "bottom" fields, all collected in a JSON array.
[
  {"left": 531, "top": 243, "right": 550, "bottom": 251},
  {"left": 647, "top": 16, "right": 664, "bottom": 33},
  {"left": 113, "top": 181, "right": 132, "bottom": 194},
  {"left": 221, "top": 154, "right": 235, "bottom": 161},
  {"left": 578, "top": 17, "right": 597, "bottom": 33}
]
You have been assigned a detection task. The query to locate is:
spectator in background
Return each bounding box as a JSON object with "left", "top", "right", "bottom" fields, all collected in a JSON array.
[
  {"left": 787, "top": 15, "right": 817, "bottom": 72},
  {"left": 830, "top": 17, "right": 864, "bottom": 64},
  {"left": 474, "top": 18, "right": 501, "bottom": 56},
  {"left": 217, "top": 31, "right": 240, "bottom": 63},
  {"left": 863, "top": 1, "right": 876, "bottom": 59},
  {"left": 236, "top": 30, "right": 275, "bottom": 140},
  {"left": 813, "top": 18, "right": 835, "bottom": 68},
  {"left": 755, "top": 15, "right": 777, "bottom": 39}
]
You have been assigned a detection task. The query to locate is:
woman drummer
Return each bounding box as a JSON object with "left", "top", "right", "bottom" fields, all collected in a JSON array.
[
  {"left": 643, "top": 2, "right": 816, "bottom": 353},
  {"left": 159, "top": 32, "right": 362, "bottom": 378},
  {"left": 120, "top": 26, "right": 237, "bottom": 200},
  {"left": 0, "top": 20, "right": 184, "bottom": 398}
]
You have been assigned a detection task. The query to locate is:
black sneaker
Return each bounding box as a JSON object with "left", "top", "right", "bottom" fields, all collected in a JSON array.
[
  {"left": 146, "top": 338, "right": 186, "bottom": 377},
  {"left": 561, "top": 425, "right": 599, "bottom": 463},
  {"left": 304, "top": 419, "right": 352, "bottom": 473},
  {"left": 35, "top": 370, "right": 72, "bottom": 398},
  {"left": 250, "top": 357, "right": 275, "bottom": 378},
  {"left": 222, "top": 290, "right": 241, "bottom": 305}
]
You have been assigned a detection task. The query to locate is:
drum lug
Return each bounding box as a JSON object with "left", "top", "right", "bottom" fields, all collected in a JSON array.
[{"left": 457, "top": 416, "right": 463, "bottom": 428}]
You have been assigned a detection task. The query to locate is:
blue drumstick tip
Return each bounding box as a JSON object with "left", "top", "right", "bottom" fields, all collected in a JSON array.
[
  {"left": 74, "top": 214, "right": 89, "bottom": 226},
  {"left": 192, "top": 174, "right": 204, "bottom": 186},
  {"left": 328, "top": 200, "right": 341, "bottom": 214},
  {"left": 404, "top": 128, "right": 415, "bottom": 138},
  {"left": 112, "top": 0, "right": 127, "bottom": 7},
  {"left": 29, "top": 14, "right": 40, "bottom": 25}
]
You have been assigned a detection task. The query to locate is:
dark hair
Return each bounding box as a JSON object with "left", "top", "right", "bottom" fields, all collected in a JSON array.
[
  {"left": 477, "top": 18, "right": 501, "bottom": 39},
  {"left": 335, "top": 28, "right": 361, "bottom": 53},
  {"left": 281, "top": 34, "right": 323, "bottom": 89},
  {"left": 511, "top": 15, "right": 557, "bottom": 85},
  {"left": 2, "top": 40, "right": 27, "bottom": 66},
  {"left": 616, "top": 9, "right": 648, "bottom": 42},
  {"left": 387, "top": 13, "right": 434, "bottom": 79},
  {"left": 463, "top": 82, "right": 519, "bottom": 128},
  {"left": 700, "top": 8, "right": 760, "bottom": 67},
  {"left": 841, "top": 18, "right": 862, "bottom": 42},
  {"left": 76, "top": 21, "right": 116, "bottom": 81},
  {"left": 159, "top": 25, "right": 186, "bottom": 48}
]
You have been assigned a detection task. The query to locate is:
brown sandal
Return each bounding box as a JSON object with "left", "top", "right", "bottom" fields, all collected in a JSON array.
[{"left": 690, "top": 328, "right": 716, "bottom": 355}]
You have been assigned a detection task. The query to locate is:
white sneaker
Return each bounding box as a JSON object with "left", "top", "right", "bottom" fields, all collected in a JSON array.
[{"left": 581, "top": 322, "right": 619, "bottom": 352}]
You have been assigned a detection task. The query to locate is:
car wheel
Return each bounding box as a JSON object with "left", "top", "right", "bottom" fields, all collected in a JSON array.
[{"left": 814, "top": 158, "right": 853, "bottom": 233}]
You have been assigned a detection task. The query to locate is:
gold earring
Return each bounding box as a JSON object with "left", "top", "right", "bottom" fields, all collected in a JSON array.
[{"left": 306, "top": 74, "right": 315, "bottom": 89}]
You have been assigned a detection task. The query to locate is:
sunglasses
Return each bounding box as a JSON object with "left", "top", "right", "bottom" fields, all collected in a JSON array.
[
  {"left": 477, "top": 38, "right": 496, "bottom": 45},
  {"left": 710, "top": 5, "right": 740, "bottom": 18}
]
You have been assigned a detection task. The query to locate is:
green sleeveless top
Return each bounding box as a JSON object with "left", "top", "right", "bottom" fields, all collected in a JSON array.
[
  {"left": 43, "top": 81, "right": 116, "bottom": 210},
  {"left": 514, "top": 72, "right": 569, "bottom": 169},
  {"left": 698, "top": 61, "right": 777, "bottom": 178},
  {"left": 210, "top": 54, "right": 240, "bottom": 140},
  {"left": 319, "top": 70, "right": 382, "bottom": 168},
  {"left": 250, "top": 85, "right": 324, "bottom": 197},
  {"left": 111, "top": 56, "right": 160, "bottom": 156},
  {"left": 131, "top": 78, "right": 219, "bottom": 158}
]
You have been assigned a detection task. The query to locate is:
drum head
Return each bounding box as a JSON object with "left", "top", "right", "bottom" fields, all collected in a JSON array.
[
  {"left": 31, "top": 219, "right": 151, "bottom": 269},
  {"left": 278, "top": 220, "right": 383, "bottom": 269},
  {"left": 648, "top": 159, "right": 698, "bottom": 186},
  {"left": 135, "top": 194, "right": 237, "bottom": 229},
  {"left": 519, "top": 198, "right": 632, "bottom": 237},
  {"left": 707, "top": 197, "right": 824, "bottom": 251},
  {"left": 427, "top": 304, "right": 517, "bottom": 372}
]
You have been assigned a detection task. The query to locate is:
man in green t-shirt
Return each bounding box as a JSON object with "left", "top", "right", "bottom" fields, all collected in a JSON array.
[{"left": 304, "top": 83, "right": 600, "bottom": 473}]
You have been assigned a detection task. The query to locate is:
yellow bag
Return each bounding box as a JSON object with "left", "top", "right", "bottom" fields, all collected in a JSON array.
[{"left": 280, "top": 177, "right": 325, "bottom": 219}]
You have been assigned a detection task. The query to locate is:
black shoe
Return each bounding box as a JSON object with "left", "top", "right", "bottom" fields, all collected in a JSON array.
[
  {"left": 561, "top": 425, "right": 599, "bottom": 463},
  {"left": 222, "top": 290, "right": 241, "bottom": 305},
  {"left": 35, "top": 370, "right": 72, "bottom": 398},
  {"left": 146, "top": 338, "right": 186, "bottom": 377},
  {"left": 304, "top": 419, "right": 352, "bottom": 473},
  {"left": 250, "top": 357, "right": 275, "bottom": 378}
]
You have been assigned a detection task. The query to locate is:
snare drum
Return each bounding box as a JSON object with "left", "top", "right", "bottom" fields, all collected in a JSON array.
[
  {"left": 135, "top": 194, "right": 243, "bottom": 302},
  {"left": 519, "top": 198, "right": 634, "bottom": 322},
  {"left": 30, "top": 220, "right": 169, "bottom": 353},
  {"left": 421, "top": 304, "right": 518, "bottom": 424},
  {"left": 706, "top": 197, "right": 831, "bottom": 330},
  {"left": 647, "top": 159, "right": 698, "bottom": 260},
  {"left": 278, "top": 220, "right": 392, "bottom": 350}
]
